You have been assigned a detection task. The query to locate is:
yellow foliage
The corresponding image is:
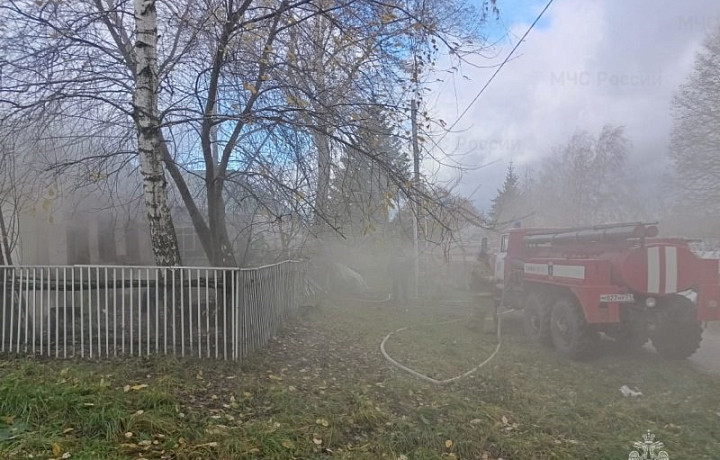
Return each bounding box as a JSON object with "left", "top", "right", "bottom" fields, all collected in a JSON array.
[{"left": 244, "top": 82, "right": 257, "bottom": 94}]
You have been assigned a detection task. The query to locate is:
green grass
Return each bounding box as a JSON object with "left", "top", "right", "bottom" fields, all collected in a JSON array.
[{"left": 1, "top": 294, "right": 719, "bottom": 459}]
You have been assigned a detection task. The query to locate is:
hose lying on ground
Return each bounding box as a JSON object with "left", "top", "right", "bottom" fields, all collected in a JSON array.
[{"left": 380, "top": 293, "right": 505, "bottom": 385}]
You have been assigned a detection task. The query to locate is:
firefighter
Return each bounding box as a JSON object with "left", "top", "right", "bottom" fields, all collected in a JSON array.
[
  {"left": 469, "top": 238, "right": 495, "bottom": 332},
  {"left": 470, "top": 238, "right": 494, "bottom": 292},
  {"left": 389, "top": 247, "right": 411, "bottom": 305}
]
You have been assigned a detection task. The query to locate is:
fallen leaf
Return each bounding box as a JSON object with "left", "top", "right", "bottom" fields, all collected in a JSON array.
[
  {"left": 134, "top": 410, "right": 144, "bottom": 416},
  {"left": 282, "top": 440, "right": 294, "bottom": 449},
  {"left": 244, "top": 82, "right": 257, "bottom": 95},
  {"left": 195, "top": 441, "right": 218, "bottom": 448},
  {"left": 316, "top": 418, "right": 329, "bottom": 427},
  {"left": 130, "top": 384, "right": 148, "bottom": 391},
  {"left": 313, "top": 435, "right": 323, "bottom": 445},
  {"left": 124, "top": 432, "right": 133, "bottom": 439},
  {"left": 62, "top": 427, "right": 74, "bottom": 434},
  {"left": 268, "top": 374, "right": 283, "bottom": 381},
  {"left": 62, "top": 453, "right": 71, "bottom": 459},
  {"left": 445, "top": 439, "right": 453, "bottom": 449},
  {"left": 52, "top": 442, "right": 62, "bottom": 457}
]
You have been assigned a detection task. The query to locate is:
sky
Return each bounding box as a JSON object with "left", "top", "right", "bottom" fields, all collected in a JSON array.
[{"left": 428, "top": 0, "right": 720, "bottom": 213}]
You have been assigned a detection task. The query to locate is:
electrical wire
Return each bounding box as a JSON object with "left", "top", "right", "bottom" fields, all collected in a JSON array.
[{"left": 437, "top": 0, "right": 556, "bottom": 145}]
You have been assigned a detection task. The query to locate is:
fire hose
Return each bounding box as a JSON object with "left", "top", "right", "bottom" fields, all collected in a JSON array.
[{"left": 380, "top": 293, "right": 505, "bottom": 385}]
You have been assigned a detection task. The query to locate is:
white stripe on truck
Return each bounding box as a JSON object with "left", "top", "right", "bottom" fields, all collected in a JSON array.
[
  {"left": 523, "top": 263, "right": 585, "bottom": 280},
  {"left": 665, "top": 246, "right": 677, "bottom": 293},
  {"left": 647, "top": 246, "right": 660, "bottom": 294}
]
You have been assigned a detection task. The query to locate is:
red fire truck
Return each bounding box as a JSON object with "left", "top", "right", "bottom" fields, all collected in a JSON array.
[{"left": 493, "top": 222, "right": 720, "bottom": 359}]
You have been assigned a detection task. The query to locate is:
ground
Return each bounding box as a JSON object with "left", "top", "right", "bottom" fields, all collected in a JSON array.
[
  {"left": 690, "top": 326, "right": 720, "bottom": 377},
  {"left": 1, "top": 295, "right": 719, "bottom": 459}
]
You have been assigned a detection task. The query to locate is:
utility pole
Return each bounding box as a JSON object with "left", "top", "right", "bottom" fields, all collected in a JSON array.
[{"left": 410, "top": 97, "right": 420, "bottom": 300}]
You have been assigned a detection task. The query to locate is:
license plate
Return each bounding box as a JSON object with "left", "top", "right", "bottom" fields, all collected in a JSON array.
[{"left": 600, "top": 293, "right": 635, "bottom": 303}]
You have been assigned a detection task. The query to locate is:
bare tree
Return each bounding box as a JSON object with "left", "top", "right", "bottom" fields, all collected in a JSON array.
[
  {"left": 528, "top": 125, "right": 642, "bottom": 226},
  {"left": 1, "top": 0, "right": 496, "bottom": 267},
  {"left": 133, "top": 0, "right": 181, "bottom": 265},
  {"left": 670, "top": 24, "right": 720, "bottom": 214}
]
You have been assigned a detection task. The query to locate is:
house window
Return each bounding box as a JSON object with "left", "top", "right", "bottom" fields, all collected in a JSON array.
[
  {"left": 177, "top": 226, "right": 204, "bottom": 259},
  {"left": 98, "top": 215, "right": 117, "bottom": 263},
  {"left": 67, "top": 217, "right": 90, "bottom": 264}
]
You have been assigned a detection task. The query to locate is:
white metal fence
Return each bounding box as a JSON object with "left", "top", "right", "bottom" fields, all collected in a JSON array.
[{"left": 0, "top": 260, "right": 305, "bottom": 360}]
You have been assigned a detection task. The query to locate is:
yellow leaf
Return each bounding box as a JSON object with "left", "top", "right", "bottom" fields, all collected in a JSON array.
[
  {"left": 281, "top": 440, "right": 294, "bottom": 449},
  {"left": 123, "top": 385, "right": 130, "bottom": 392},
  {"left": 445, "top": 439, "right": 453, "bottom": 449},
  {"left": 268, "top": 374, "right": 283, "bottom": 381},
  {"left": 52, "top": 442, "right": 62, "bottom": 457},
  {"left": 195, "top": 441, "right": 218, "bottom": 448},
  {"left": 130, "top": 384, "right": 148, "bottom": 391},
  {"left": 380, "top": 12, "right": 397, "bottom": 23},
  {"left": 244, "top": 82, "right": 257, "bottom": 95},
  {"left": 315, "top": 418, "right": 329, "bottom": 427}
]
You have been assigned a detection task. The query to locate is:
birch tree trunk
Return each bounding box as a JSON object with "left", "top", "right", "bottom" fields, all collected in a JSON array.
[{"left": 133, "top": 0, "right": 181, "bottom": 266}]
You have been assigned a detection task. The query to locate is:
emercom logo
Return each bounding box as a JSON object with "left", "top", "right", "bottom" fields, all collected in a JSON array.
[{"left": 628, "top": 431, "right": 670, "bottom": 459}]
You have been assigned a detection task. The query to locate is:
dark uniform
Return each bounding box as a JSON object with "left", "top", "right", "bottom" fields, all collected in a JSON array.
[
  {"left": 469, "top": 247, "right": 496, "bottom": 332},
  {"left": 389, "top": 251, "right": 411, "bottom": 304}
]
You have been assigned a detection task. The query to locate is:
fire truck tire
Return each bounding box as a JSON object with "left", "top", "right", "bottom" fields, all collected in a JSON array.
[
  {"left": 523, "top": 292, "right": 552, "bottom": 346},
  {"left": 550, "top": 296, "right": 597, "bottom": 360},
  {"left": 650, "top": 296, "right": 703, "bottom": 360}
]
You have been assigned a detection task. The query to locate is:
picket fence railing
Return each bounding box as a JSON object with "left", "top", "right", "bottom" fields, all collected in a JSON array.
[{"left": 0, "top": 260, "right": 305, "bottom": 361}]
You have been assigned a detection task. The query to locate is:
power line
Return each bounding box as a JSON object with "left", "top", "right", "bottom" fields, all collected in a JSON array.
[{"left": 438, "top": 0, "right": 556, "bottom": 144}]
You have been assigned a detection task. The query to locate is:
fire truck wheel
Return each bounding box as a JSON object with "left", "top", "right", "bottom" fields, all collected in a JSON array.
[
  {"left": 523, "top": 293, "right": 552, "bottom": 346},
  {"left": 550, "top": 296, "right": 597, "bottom": 360},
  {"left": 650, "top": 296, "right": 703, "bottom": 360}
]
